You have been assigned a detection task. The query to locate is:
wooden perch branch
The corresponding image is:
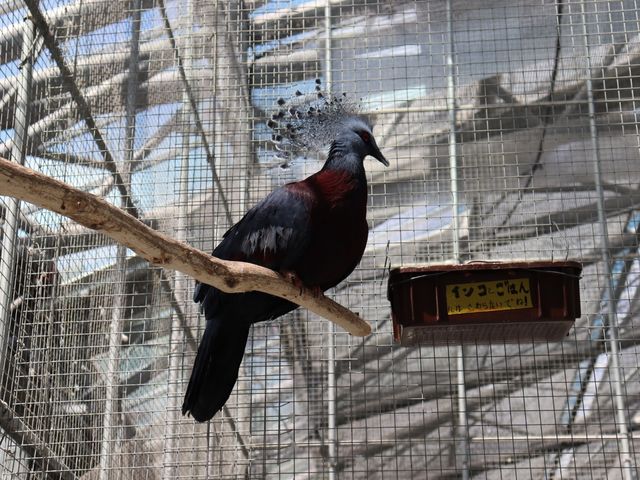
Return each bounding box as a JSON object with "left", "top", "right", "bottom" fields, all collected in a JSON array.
[{"left": 0, "top": 157, "right": 371, "bottom": 336}]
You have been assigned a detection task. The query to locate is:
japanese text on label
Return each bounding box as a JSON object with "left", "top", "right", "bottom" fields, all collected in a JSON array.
[{"left": 446, "top": 278, "right": 532, "bottom": 315}]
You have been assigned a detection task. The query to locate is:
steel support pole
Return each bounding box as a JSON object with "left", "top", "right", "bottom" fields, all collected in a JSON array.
[
  {"left": 0, "top": 17, "right": 35, "bottom": 384},
  {"left": 98, "top": 4, "right": 140, "bottom": 477},
  {"left": 446, "top": 1, "right": 470, "bottom": 478},
  {"left": 162, "top": 0, "right": 193, "bottom": 473},
  {"left": 324, "top": 4, "right": 339, "bottom": 479},
  {"left": 578, "top": 1, "right": 635, "bottom": 478}
]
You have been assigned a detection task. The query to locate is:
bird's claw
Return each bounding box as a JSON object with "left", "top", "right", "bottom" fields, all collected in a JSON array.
[
  {"left": 309, "top": 286, "right": 323, "bottom": 299},
  {"left": 281, "top": 271, "right": 323, "bottom": 298},
  {"left": 281, "top": 270, "right": 304, "bottom": 295}
]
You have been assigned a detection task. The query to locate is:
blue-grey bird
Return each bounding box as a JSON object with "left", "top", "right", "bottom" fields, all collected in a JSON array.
[{"left": 182, "top": 93, "right": 388, "bottom": 422}]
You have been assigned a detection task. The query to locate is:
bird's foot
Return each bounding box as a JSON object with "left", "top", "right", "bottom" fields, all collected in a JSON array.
[
  {"left": 280, "top": 271, "right": 323, "bottom": 298},
  {"left": 308, "top": 286, "right": 323, "bottom": 299},
  {"left": 281, "top": 270, "right": 304, "bottom": 295}
]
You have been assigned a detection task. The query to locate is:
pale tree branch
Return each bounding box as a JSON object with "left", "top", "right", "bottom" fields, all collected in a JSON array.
[{"left": 0, "top": 157, "right": 372, "bottom": 337}]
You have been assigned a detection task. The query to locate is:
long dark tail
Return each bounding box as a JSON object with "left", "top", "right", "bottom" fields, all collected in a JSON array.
[{"left": 182, "top": 316, "right": 251, "bottom": 422}]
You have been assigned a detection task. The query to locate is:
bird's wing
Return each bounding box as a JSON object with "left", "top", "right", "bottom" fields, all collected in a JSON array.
[{"left": 194, "top": 184, "right": 312, "bottom": 303}]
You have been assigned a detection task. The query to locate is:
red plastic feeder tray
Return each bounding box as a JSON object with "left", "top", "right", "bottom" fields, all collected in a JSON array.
[{"left": 388, "top": 261, "right": 582, "bottom": 346}]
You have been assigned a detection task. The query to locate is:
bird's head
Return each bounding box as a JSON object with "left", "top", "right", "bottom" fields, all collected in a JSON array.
[
  {"left": 267, "top": 82, "right": 389, "bottom": 169},
  {"left": 335, "top": 117, "right": 389, "bottom": 167}
]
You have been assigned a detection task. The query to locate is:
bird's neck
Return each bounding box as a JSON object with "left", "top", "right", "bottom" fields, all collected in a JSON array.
[
  {"left": 309, "top": 168, "right": 367, "bottom": 209},
  {"left": 322, "top": 142, "right": 367, "bottom": 180},
  {"left": 307, "top": 149, "right": 367, "bottom": 207}
]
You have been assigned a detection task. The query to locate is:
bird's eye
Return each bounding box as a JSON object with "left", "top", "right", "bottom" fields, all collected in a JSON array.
[{"left": 359, "top": 131, "right": 371, "bottom": 143}]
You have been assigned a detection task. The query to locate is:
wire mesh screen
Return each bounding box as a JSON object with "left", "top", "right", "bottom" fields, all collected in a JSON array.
[{"left": 1, "top": 0, "right": 640, "bottom": 478}]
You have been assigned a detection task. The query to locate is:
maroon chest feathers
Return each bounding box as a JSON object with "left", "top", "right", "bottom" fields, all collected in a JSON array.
[
  {"left": 288, "top": 168, "right": 366, "bottom": 208},
  {"left": 287, "top": 169, "right": 369, "bottom": 289}
]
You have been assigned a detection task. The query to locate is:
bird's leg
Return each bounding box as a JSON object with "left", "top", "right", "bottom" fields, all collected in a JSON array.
[
  {"left": 307, "top": 285, "right": 323, "bottom": 299},
  {"left": 280, "top": 270, "right": 323, "bottom": 298},
  {"left": 281, "top": 270, "right": 309, "bottom": 296},
  {"left": 281, "top": 270, "right": 304, "bottom": 295}
]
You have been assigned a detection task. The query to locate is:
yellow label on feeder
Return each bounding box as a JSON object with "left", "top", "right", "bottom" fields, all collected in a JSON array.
[{"left": 446, "top": 278, "right": 532, "bottom": 315}]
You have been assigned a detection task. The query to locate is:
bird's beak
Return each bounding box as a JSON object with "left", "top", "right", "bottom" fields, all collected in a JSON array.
[{"left": 370, "top": 139, "right": 389, "bottom": 167}]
